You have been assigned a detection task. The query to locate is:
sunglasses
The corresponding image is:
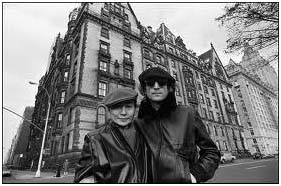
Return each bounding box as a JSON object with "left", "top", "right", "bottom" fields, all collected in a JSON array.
[{"left": 145, "top": 79, "right": 168, "bottom": 87}]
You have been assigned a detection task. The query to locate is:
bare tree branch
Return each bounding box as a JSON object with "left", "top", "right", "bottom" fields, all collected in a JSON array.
[{"left": 216, "top": 3, "right": 278, "bottom": 63}]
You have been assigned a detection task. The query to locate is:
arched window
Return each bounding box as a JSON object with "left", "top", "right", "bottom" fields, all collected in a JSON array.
[
  {"left": 223, "top": 141, "right": 228, "bottom": 151},
  {"left": 97, "top": 106, "right": 106, "bottom": 126},
  {"left": 216, "top": 141, "right": 221, "bottom": 151},
  {"left": 156, "top": 56, "right": 161, "bottom": 64}
]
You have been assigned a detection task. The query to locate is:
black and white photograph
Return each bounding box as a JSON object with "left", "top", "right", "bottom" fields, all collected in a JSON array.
[{"left": 3, "top": 2, "right": 278, "bottom": 183}]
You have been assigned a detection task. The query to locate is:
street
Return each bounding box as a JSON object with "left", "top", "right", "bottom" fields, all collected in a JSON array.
[
  {"left": 3, "top": 158, "right": 278, "bottom": 183},
  {"left": 207, "top": 158, "right": 279, "bottom": 183}
]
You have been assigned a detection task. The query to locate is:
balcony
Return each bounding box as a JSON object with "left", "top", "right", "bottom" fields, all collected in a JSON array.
[
  {"left": 123, "top": 58, "right": 134, "bottom": 66},
  {"left": 99, "top": 49, "right": 111, "bottom": 58}
]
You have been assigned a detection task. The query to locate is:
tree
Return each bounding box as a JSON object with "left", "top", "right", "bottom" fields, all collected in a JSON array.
[{"left": 216, "top": 3, "right": 278, "bottom": 63}]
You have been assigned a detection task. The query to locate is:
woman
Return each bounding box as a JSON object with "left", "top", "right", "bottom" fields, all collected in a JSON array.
[{"left": 74, "top": 88, "right": 152, "bottom": 183}]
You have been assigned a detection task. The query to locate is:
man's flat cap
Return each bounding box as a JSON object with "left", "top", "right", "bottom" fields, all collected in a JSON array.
[
  {"left": 139, "top": 67, "right": 175, "bottom": 84},
  {"left": 103, "top": 88, "right": 138, "bottom": 107}
]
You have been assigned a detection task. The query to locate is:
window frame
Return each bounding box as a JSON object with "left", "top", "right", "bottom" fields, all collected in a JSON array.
[
  {"left": 101, "top": 27, "right": 109, "bottom": 39},
  {"left": 98, "top": 81, "right": 108, "bottom": 97}
]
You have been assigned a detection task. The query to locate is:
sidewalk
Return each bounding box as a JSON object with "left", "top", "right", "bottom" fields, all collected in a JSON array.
[{"left": 10, "top": 169, "right": 74, "bottom": 180}]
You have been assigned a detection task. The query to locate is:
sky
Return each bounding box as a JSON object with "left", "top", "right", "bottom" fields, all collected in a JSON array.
[{"left": 2, "top": 2, "right": 278, "bottom": 162}]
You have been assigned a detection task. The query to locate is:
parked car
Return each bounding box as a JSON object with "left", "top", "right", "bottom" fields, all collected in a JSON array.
[
  {"left": 220, "top": 152, "right": 236, "bottom": 164},
  {"left": 252, "top": 152, "right": 263, "bottom": 160},
  {"left": 262, "top": 154, "right": 275, "bottom": 159},
  {"left": 2, "top": 165, "right": 11, "bottom": 177}
]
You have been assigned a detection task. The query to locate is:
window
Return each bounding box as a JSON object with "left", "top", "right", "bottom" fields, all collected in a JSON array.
[
  {"left": 171, "top": 60, "right": 176, "bottom": 68},
  {"left": 64, "top": 71, "right": 69, "bottom": 82},
  {"left": 247, "top": 122, "right": 252, "bottom": 127},
  {"left": 221, "top": 127, "right": 224, "bottom": 136},
  {"left": 124, "top": 68, "right": 132, "bottom": 79},
  {"left": 209, "top": 111, "right": 214, "bottom": 120},
  {"left": 191, "top": 90, "right": 196, "bottom": 98},
  {"left": 124, "top": 37, "right": 131, "bottom": 48},
  {"left": 221, "top": 91, "right": 225, "bottom": 99},
  {"left": 114, "top": 3, "right": 122, "bottom": 14},
  {"left": 211, "top": 89, "right": 215, "bottom": 96},
  {"left": 250, "top": 129, "right": 255, "bottom": 135},
  {"left": 253, "top": 138, "right": 257, "bottom": 143},
  {"left": 175, "top": 86, "right": 181, "bottom": 96},
  {"left": 223, "top": 141, "right": 228, "bottom": 151},
  {"left": 220, "top": 83, "right": 223, "bottom": 89},
  {"left": 207, "top": 125, "right": 211, "bottom": 134},
  {"left": 97, "top": 106, "right": 106, "bottom": 125},
  {"left": 169, "top": 47, "right": 173, "bottom": 53},
  {"left": 204, "top": 86, "right": 208, "bottom": 94},
  {"left": 216, "top": 141, "right": 221, "bottom": 150},
  {"left": 198, "top": 82, "right": 202, "bottom": 90},
  {"left": 206, "top": 97, "right": 211, "bottom": 107},
  {"left": 60, "top": 91, "right": 65, "bottom": 103},
  {"left": 98, "top": 82, "right": 107, "bottom": 97},
  {"left": 144, "top": 49, "right": 150, "bottom": 58},
  {"left": 156, "top": 56, "right": 162, "bottom": 64},
  {"left": 227, "top": 87, "right": 229, "bottom": 92},
  {"left": 213, "top": 100, "right": 218, "bottom": 108},
  {"left": 214, "top": 125, "right": 218, "bottom": 136},
  {"left": 188, "top": 77, "right": 194, "bottom": 85},
  {"left": 99, "top": 61, "right": 108, "bottom": 72},
  {"left": 100, "top": 42, "right": 109, "bottom": 54},
  {"left": 228, "top": 94, "right": 232, "bottom": 102},
  {"left": 57, "top": 113, "right": 63, "bottom": 128},
  {"left": 124, "top": 52, "right": 131, "bottom": 62},
  {"left": 203, "top": 108, "right": 208, "bottom": 119},
  {"left": 200, "top": 94, "right": 204, "bottom": 104},
  {"left": 114, "top": 61, "right": 119, "bottom": 75},
  {"left": 101, "top": 27, "right": 109, "bottom": 39},
  {"left": 232, "top": 128, "right": 236, "bottom": 138},
  {"left": 65, "top": 54, "right": 70, "bottom": 65},
  {"left": 217, "top": 112, "right": 221, "bottom": 122}
]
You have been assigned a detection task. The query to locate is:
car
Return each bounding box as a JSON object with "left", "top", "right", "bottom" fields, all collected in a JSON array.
[
  {"left": 262, "top": 154, "right": 275, "bottom": 159},
  {"left": 2, "top": 165, "right": 11, "bottom": 177},
  {"left": 220, "top": 152, "right": 236, "bottom": 164},
  {"left": 252, "top": 152, "right": 263, "bottom": 160}
]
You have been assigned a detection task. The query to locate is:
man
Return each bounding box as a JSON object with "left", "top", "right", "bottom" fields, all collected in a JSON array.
[
  {"left": 74, "top": 88, "right": 151, "bottom": 183},
  {"left": 63, "top": 159, "right": 69, "bottom": 176},
  {"left": 137, "top": 67, "right": 221, "bottom": 183}
]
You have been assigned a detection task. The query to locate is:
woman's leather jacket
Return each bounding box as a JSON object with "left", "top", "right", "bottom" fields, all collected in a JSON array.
[
  {"left": 74, "top": 121, "right": 152, "bottom": 183},
  {"left": 137, "top": 94, "right": 221, "bottom": 183}
]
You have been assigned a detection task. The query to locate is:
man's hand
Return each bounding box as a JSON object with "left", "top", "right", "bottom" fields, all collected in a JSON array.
[{"left": 190, "top": 173, "right": 197, "bottom": 183}]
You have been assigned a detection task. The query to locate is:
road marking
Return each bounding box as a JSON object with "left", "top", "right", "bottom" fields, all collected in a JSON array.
[
  {"left": 219, "top": 159, "right": 276, "bottom": 168},
  {"left": 246, "top": 165, "right": 266, "bottom": 170}
]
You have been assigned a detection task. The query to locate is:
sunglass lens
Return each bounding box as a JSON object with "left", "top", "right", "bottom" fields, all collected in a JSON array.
[{"left": 145, "top": 79, "right": 167, "bottom": 87}]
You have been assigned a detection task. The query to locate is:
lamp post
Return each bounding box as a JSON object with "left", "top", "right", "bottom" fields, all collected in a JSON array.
[{"left": 29, "top": 81, "right": 51, "bottom": 178}]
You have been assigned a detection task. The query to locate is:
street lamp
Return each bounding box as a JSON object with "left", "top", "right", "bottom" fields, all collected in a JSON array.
[{"left": 29, "top": 81, "right": 51, "bottom": 178}]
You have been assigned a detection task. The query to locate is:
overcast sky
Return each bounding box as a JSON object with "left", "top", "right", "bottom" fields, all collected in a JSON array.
[{"left": 3, "top": 2, "right": 278, "bottom": 162}]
